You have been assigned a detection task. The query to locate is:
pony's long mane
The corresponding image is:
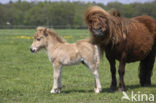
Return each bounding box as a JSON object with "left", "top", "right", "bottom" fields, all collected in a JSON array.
[
  {"left": 37, "top": 27, "right": 66, "bottom": 43},
  {"left": 108, "top": 9, "right": 121, "bottom": 17},
  {"left": 85, "top": 6, "right": 135, "bottom": 45}
]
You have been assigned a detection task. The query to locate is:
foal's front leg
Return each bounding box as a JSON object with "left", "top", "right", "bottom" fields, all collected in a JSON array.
[{"left": 50, "top": 61, "right": 62, "bottom": 93}]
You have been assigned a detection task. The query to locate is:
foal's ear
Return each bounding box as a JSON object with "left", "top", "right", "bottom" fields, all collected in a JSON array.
[{"left": 43, "top": 29, "right": 48, "bottom": 37}]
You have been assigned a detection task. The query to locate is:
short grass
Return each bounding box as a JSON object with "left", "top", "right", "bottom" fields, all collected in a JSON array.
[{"left": 0, "top": 29, "right": 156, "bottom": 103}]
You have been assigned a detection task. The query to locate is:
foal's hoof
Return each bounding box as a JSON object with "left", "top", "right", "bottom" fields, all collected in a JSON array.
[
  {"left": 50, "top": 88, "right": 61, "bottom": 94},
  {"left": 118, "top": 88, "right": 126, "bottom": 92},
  {"left": 94, "top": 88, "right": 102, "bottom": 93}
]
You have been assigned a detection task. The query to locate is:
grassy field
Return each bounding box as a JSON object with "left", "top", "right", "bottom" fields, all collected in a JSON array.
[{"left": 0, "top": 29, "right": 156, "bottom": 103}]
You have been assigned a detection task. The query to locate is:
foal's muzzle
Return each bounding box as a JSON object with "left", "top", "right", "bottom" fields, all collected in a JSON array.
[{"left": 30, "top": 47, "right": 36, "bottom": 53}]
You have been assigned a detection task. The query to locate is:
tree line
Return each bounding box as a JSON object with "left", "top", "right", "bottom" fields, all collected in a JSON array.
[{"left": 0, "top": 1, "right": 156, "bottom": 28}]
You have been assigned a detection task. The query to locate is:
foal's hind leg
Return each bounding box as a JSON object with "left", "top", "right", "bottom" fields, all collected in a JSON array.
[
  {"left": 83, "top": 61, "right": 102, "bottom": 93},
  {"left": 139, "top": 51, "right": 155, "bottom": 86},
  {"left": 91, "top": 64, "right": 102, "bottom": 93}
]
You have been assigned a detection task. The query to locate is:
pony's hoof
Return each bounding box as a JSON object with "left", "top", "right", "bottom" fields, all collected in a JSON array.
[
  {"left": 118, "top": 88, "right": 125, "bottom": 92},
  {"left": 94, "top": 88, "right": 102, "bottom": 93},
  {"left": 141, "top": 84, "right": 151, "bottom": 87},
  {"left": 50, "top": 88, "right": 61, "bottom": 94},
  {"left": 140, "top": 82, "right": 151, "bottom": 87},
  {"left": 110, "top": 86, "right": 117, "bottom": 91}
]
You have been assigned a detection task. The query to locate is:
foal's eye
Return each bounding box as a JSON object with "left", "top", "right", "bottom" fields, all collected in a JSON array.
[{"left": 37, "top": 38, "right": 41, "bottom": 41}]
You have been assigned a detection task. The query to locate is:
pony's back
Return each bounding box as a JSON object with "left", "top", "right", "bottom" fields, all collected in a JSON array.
[{"left": 132, "top": 15, "right": 156, "bottom": 38}]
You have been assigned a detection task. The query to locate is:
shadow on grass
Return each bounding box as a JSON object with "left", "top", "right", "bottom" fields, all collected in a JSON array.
[
  {"left": 102, "top": 84, "right": 156, "bottom": 93},
  {"left": 126, "top": 84, "right": 156, "bottom": 90},
  {"left": 62, "top": 88, "right": 114, "bottom": 94},
  {"left": 62, "top": 89, "right": 93, "bottom": 94},
  {"left": 62, "top": 84, "right": 156, "bottom": 94}
]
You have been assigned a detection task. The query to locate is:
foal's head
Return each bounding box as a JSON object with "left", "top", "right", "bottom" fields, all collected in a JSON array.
[{"left": 30, "top": 27, "right": 48, "bottom": 53}]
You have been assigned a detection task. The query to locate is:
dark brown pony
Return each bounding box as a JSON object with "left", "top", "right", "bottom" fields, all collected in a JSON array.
[{"left": 85, "top": 6, "right": 156, "bottom": 91}]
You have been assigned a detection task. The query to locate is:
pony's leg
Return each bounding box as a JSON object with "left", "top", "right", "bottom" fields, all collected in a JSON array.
[
  {"left": 118, "top": 61, "right": 126, "bottom": 91},
  {"left": 139, "top": 51, "right": 155, "bottom": 86},
  {"left": 51, "top": 62, "right": 62, "bottom": 93},
  {"left": 106, "top": 55, "right": 117, "bottom": 91}
]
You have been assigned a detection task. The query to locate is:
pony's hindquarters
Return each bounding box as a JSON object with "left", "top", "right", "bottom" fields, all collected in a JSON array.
[
  {"left": 139, "top": 38, "right": 156, "bottom": 86},
  {"left": 133, "top": 16, "right": 156, "bottom": 86}
]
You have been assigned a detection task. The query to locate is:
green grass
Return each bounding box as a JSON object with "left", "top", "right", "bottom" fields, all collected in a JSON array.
[{"left": 0, "top": 29, "right": 156, "bottom": 103}]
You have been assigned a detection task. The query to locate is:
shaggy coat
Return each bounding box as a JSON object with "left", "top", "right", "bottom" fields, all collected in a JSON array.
[
  {"left": 30, "top": 27, "right": 102, "bottom": 93},
  {"left": 85, "top": 6, "right": 156, "bottom": 91}
]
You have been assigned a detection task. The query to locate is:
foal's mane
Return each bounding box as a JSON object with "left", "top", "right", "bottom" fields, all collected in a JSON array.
[{"left": 37, "top": 27, "right": 66, "bottom": 43}]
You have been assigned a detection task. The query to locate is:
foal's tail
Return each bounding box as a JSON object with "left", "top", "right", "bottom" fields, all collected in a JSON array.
[{"left": 94, "top": 45, "right": 100, "bottom": 66}]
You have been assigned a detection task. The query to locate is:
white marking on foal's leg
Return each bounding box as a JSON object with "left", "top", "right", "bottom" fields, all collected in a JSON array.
[
  {"left": 93, "top": 70, "right": 102, "bottom": 93},
  {"left": 51, "top": 62, "right": 62, "bottom": 94},
  {"left": 86, "top": 62, "right": 102, "bottom": 93},
  {"left": 92, "top": 45, "right": 102, "bottom": 93}
]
